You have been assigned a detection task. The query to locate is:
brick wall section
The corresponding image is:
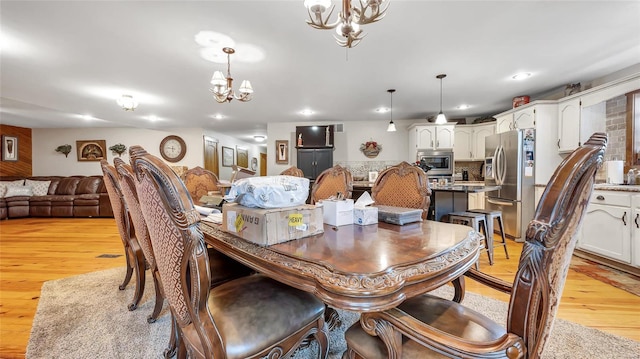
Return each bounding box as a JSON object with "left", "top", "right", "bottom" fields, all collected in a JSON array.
[{"left": 605, "top": 94, "right": 627, "bottom": 162}]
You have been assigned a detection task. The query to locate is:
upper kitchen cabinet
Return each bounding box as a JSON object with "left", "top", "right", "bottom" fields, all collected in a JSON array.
[
  {"left": 408, "top": 124, "right": 455, "bottom": 158},
  {"left": 493, "top": 101, "right": 562, "bottom": 185},
  {"left": 557, "top": 73, "right": 640, "bottom": 154},
  {"left": 454, "top": 122, "right": 495, "bottom": 161},
  {"left": 495, "top": 113, "right": 514, "bottom": 133}
]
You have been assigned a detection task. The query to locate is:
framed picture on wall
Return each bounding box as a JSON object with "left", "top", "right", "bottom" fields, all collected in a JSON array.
[
  {"left": 222, "top": 146, "right": 234, "bottom": 167},
  {"left": 236, "top": 146, "right": 248, "bottom": 168},
  {"left": 76, "top": 140, "right": 107, "bottom": 161},
  {"left": 1, "top": 135, "right": 18, "bottom": 162},
  {"left": 276, "top": 140, "right": 288, "bottom": 164}
]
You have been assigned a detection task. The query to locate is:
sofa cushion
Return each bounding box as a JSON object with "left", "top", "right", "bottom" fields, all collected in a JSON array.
[
  {"left": 0, "top": 180, "right": 25, "bottom": 198},
  {"left": 25, "top": 179, "right": 52, "bottom": 196},
  {"left": 76, "top": 177, "right": 102, "bottom": 195},
  {"left": 55, "top": 178, "right": 80, "bottom": 195},
  {"left": 5, "top": 186, "right": 33, "bottom": 197}
]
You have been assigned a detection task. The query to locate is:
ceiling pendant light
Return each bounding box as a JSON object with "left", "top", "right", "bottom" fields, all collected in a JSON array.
[
  {"left": 386, "top": 89, "right": 396, "bottom": 132},
  {"left": 304, "top": 0, "right": 389, "bottom": 48},
  {"left": 435, "top": 74, "right": 447, "bottom": 124},
  {"left": 210, "top": 47, "right": 253, "bottom": 103},
  {"left": 116, "top": 94, "right": 138, "bottom": 111}
]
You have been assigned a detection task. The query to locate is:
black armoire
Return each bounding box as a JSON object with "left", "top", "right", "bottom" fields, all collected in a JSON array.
[{"left": 296, "top": 125, "right": 334, "bottom": 180}]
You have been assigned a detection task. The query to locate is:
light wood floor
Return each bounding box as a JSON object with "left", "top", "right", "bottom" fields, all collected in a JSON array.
[{"left": 1, "top": 218, "right": 639, "bottom": 358}]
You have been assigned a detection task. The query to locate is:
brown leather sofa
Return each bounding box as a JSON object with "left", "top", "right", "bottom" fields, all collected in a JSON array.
[{"left": 0, "top": 176, "right": 113, "bottom": 219}]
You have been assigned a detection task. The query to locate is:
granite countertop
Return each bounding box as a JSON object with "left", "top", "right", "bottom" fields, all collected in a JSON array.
[
  {"left": 431, "top": 185, "right": 500, "bottom": 193},
  {"left": 593, "top": 183, "right": 640, "bottom": 192},
  {"left": 353, "top": 181, "right": 374, "bottom": 187}
]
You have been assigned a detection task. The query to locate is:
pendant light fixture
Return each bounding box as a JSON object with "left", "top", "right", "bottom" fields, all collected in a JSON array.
[
  {"left": 435, "top": 74, "right": 447, "bottom": 124},
  {"left": 386, "top": 89, "right": 396, "bottom": 132},
  {"left": 210, "top": 47, "right": 253, "bottom": 103}
]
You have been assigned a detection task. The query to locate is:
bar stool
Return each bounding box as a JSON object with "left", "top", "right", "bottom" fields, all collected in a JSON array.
[
  {"left": 448, "top": 211, "right": 489, "bottom": 269},
  {"left": 467, "top": 209, "right": 510, "bottom": 264}
]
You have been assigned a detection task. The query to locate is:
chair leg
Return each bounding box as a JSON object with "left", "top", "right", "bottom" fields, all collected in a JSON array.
[
  {"left": 164, "top": 314, "right": 179, "bottom": 359},
  {"left": 127, "top": 241, "right": 146, "bottom": 311},
  {"left": 147, "top": 269, "right": 164, "bottom": 323},
  {"left": 451, "top": 276, "right": 465, "bottom": 303},
  {"left": 497, "top": 216, "right": 509, "bottom": 259},
  {"left": 314, "top": 317, "right": 330, "bottom": 359},
  {"left": 119, "top": 244, "right": 134, "bottom": 290}
]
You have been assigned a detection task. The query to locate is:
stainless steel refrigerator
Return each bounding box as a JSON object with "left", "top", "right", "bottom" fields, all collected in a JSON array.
[{"left": 484, "top": 129, "right": 535, "bottom": 242}]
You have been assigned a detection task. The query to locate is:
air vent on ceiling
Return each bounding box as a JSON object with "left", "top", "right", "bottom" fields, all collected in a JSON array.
[{"left": 334, "top": 124, "right": 344, "bottom": 132}]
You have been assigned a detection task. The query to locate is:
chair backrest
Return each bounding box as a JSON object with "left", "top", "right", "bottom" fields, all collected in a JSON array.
[
  {"left": 280, "top": 166, "right": 304, "bottom": 177},
  {"left": 114, "top": 157, "right": 155, "bottom": 269},
  {"left": 310, "top": 165, "right": 353, "bottom": 204},
  {"left": 371, "top": 161, "right": 431, "bottom": 219},
  {"left": 230, "top": 164, "right": 256, "bottom": 182},
  {"left": 129, "top": 145, "right": 226, "bottom": 357},
  {"left": 507, "top": 133, "right": 606, "bottom": 359},
  {"left": 183, "top": 166, "right": 221, "bottom": 201},
  {"left": 99, "top": 160, "right": 130, "bottom": 248}
]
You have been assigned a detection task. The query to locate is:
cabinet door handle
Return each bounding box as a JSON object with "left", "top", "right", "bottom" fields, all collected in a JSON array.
[
  {"left": 622, "top": 211, "right": 627, "bottom": 226},
  {"left": 635, "top": 213, "right": 639, "bottom": 228},
  {"left": 596, "top": 195, "right": 605, "bottom": 200},
  {"left": 557, "top": 139, "right": 560, "bottom": 148},
  {"left": 470, "top": 151, "right": 472, "bottom": 158},
  {"left": 431, "top": 140, "right": 434, "bottom": 148},
  {"left": 437, "top": 140, "right": 440, "bottom": 147}
]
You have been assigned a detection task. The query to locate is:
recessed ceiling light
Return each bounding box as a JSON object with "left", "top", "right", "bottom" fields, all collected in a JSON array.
[
  {"left": 213, "top": 114, "right": 224, "bottom": 120},
  {"left": 376, "top": 107, "right": 390, "bottom": 113},
  {"left": 512, "top": 72, "right": 532, "bottom": 80},
  {"left": 456, "top": 104, "right": 470, "bottom": 110},
  {"left": 300, "top": 109, "right": 314, "bottom": 116},
  {"left": 254, "top": 135, "right": 266, "bottom": 142},
  {"left": 82, "top": 114, "right": 93, "bottom": 120},
  {"left": 148, "top": 115, "right": 159, "bottom": 122}
]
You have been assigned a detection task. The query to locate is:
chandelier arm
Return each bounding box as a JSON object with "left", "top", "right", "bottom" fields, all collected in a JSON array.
[
  {"left": 353, "top": 0, "right": 388, "bottom": 24},
  {"left": 306, "top": 5, "right": 340, "bottom": 29}
]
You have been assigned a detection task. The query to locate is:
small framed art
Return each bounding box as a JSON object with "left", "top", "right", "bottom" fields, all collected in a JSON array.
[
  {"left": 76, "top": 140, "right": 107, "bottom": 161},
  {"left": 222, "top": 146, "right": 234, "bottom": 167},
  {"left": 2, "top": 135, "right": 18, "bottom": 161},
  {"left": 236, "top": 146, "right": 248, "bottom": 168},
  {"left": 276, "top": 140, "right": 288, "bottom": 164}
]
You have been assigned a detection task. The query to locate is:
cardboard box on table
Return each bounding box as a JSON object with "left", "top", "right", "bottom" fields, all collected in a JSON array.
[
  {"left": 221, "top": 203, "right": 323, "bottom": 246},
  {"left": 321, "top": 199, "right": 354, "bottom": 226}
]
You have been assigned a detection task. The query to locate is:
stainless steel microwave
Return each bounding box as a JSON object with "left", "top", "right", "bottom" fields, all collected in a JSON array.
[{"left": 416, "top": 150, "right": 454, "bottom": 176}]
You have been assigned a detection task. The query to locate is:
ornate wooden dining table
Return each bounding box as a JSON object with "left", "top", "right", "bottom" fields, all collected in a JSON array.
[{"left": 201, "top": 219, "right": 481, "bottom": 314}]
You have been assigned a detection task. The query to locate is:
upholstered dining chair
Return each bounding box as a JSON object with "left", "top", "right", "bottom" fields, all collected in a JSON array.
[
  {"left": 280, "top": 166, "right": 305, "bottom": 177},
  {"left": 310, "top": 165, "right": 353, "bottom": 204},
  {"left": 129, "top": 145, "right": 329, "bottom": 359},
  {"left": 100, "top": 160, "right": 146, "bottom": 311},
  {"left": 342, "top": 133, "right": 607, "bottom": 359},
  {"left": 183, "top": 166, "right": 222, "bottom": 201},
  {"left": 371, "top": 161, "right": 431, "bottom": 219}
]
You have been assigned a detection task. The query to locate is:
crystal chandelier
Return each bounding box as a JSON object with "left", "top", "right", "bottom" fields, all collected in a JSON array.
[
  {"left": 304, "top": 0, "right": 389, "bottom": 48},
  {"left": 210, "top": 47, "right": 253, "bottom": 103}
]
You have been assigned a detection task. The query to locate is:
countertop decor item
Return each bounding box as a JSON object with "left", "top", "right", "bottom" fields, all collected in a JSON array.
[
  {"left": 108, "top": 143, "right": 127, "bottom": 157},
  {"left": 55, "top": 144, "right": 72, "bottom": 158},
  {"left": 360, "top": 140, "right": 381, "bottom": 158}
]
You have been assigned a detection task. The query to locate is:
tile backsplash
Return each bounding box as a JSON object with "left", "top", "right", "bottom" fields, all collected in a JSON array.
[{"left": 454, "top": 161, "right": 484, "bottom": 182}]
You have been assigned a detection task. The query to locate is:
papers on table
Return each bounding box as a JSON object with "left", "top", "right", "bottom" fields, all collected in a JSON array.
[
  {"left": 201, "top": 212, "right": 223, "bottom": 224},
  {"left": 195, "top": 204, "right": 220, "bottom": 216}
]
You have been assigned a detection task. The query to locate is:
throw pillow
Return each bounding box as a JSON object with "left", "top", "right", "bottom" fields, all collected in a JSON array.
[
  {"left": 25, "top": 179, "right": 52, "bottom": 196},
  {"left": 4, "top": 186, "right": 33, "bottom": 198},
  {"left": 0, "top": 180, "right": 26, "bottom": 198}
]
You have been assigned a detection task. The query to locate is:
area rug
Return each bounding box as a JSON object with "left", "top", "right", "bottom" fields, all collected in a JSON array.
[
  {"left": 571, "top": 256, "right": 640, "bottom": 297},
  {"left": 27, "top": 267, "right": 640, "bottom": 359}
]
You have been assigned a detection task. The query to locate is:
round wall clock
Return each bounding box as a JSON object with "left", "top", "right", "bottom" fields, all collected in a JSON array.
[{"left": 159, "top": 135, "right": 187, "bottom": 162}]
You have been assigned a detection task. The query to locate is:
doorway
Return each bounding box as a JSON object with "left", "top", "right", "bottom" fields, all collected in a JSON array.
[
  {"left": 203, "top": 136, "right": 219, "bottom": 177},
  {"left": 260, "top": 152, "right": 267, "bottom": 176}
]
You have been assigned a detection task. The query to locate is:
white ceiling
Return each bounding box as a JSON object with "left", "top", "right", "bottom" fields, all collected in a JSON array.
[{"left": 2, "top": 1, "right": 639, "bottom": 143}]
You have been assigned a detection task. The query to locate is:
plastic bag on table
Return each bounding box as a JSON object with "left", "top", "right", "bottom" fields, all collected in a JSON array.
[{"left": 225, "top": 175, "right": 309, "bottom": 208}]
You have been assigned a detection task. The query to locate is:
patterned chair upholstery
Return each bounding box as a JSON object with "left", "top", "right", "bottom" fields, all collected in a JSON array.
[
  {"left": 183, "top": 166, "right": 222, "bottom": 202},
  {"left": 99, "top": 160, "right": 146, "bottom": 311},
  {"left": 129, "top": 145, "right": 329, "bottom": 359},
  {"left": 310, "top": 165, "right": 353, "bottom": 204},
  {"left": 280, "top": 166, "right": 304, "bottom": 177},
  {"left": 371, "top": 161, "right": 431, "bottom": 219},
  {"left": 343, "top": 133, "right": 607, "bottom": 359}
]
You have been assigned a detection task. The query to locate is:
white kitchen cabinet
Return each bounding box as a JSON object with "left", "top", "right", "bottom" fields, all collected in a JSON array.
[
  {"left": 468, "top": 192, "right": 485, "bottom": 210},
  {"left": 454, "top": 123, "right": 495, "bottom": 161},
  {"left": 513, "top": 107, "right": 536, "bottom": 130},
  {"left": 408, "top": 124, "right": 455, "bottom": 159},
  {"left": 579, "top": 190, "right": 631, "bottom": 263},
  {"left": 495, "top": 114, "right": 513, "bottom": 133},
  {"left": 632, "top": 195, "right": 640, "bottom": 268},
  {"left": 557, "top": 97, "right": 581, "bottom": 153},
  {"left": 534, "top": 186, "right": 545, "bottom": 210}
]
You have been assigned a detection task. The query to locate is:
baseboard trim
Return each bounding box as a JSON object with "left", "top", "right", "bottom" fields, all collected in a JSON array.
[{"left": 574, "top": 250, "right": 640, "bottom": 278}]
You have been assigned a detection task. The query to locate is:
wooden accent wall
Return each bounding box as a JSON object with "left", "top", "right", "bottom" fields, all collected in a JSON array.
[{"left": 0, "top": 124, "right": 32, "bottom": 177}]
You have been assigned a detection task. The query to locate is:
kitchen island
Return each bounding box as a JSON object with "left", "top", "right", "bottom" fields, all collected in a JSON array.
[{"left": 431, "top": 184, "right": 500, "bottom": 222}]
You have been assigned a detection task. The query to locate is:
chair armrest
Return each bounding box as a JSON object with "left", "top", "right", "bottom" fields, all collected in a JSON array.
[
  {"left": 464, "top": 268, "right": 512, "bottom": 294},
  {"left": 362, "top": 309, "right": 525, "bottom": 358}
]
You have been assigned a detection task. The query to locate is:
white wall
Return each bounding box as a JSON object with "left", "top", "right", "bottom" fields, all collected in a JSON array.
[
  {"left": 266, "top": 119, "right": 415, "bottom": 175},
  {"left": 32, "top": 127, "right": 264, "bottom": 177}
]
